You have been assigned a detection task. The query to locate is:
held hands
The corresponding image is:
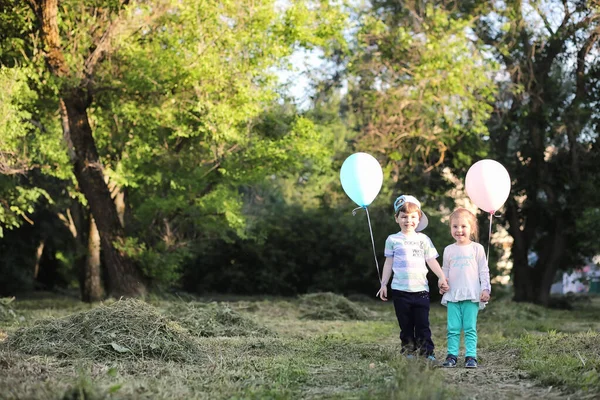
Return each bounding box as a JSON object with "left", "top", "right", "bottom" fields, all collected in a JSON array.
[
  {"left": 376, "top": 285, "right": 388, "bottom": 301},
  {"left": 480, "top": 289, "right": 490, "bottom": 302},
  {"left": 438, "top": 278, "right": 449, "bottom": 295}
]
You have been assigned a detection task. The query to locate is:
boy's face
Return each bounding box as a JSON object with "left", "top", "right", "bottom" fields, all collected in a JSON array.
[{"left": 395, "top": 211, "right": 420, "bottom": 234}]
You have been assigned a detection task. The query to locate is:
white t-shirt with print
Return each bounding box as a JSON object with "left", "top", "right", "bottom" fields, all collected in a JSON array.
[
  {"left": 384, "top": 232, "right": 439, "bottom": 292},
  {"left": 441, "top": 242, "right": 491, "bottom": 309}
]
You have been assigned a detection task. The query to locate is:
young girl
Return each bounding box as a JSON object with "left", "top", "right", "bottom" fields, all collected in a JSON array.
[
  {"left": 378, "top": 195, "right": 449, "bottom": 361},
  {"left": 440, "top": 208, "right": 491, "bottom": 368}
]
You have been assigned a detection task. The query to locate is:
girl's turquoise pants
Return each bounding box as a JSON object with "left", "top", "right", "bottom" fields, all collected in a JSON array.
[{"left": 446, "top": 300, "right": 479, "bottom": 358}]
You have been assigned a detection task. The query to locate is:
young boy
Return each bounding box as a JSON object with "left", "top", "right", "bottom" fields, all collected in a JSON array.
[{"left": 377, "top": 195, "right": 449, "bottom": 360}]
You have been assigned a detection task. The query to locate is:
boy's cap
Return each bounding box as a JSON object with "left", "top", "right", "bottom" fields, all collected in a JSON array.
[{"left": 393, "top": 195, "right": 429, "bottom": 231}]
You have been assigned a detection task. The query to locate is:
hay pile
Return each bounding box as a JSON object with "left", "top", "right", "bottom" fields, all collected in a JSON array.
[
  {"left": 164, "top": 302, "right": 274, "bottom": 338},
  {"left": 4, "top": 299, "right": 204, "bottom": 362},
  {"left": 298, "top": 292, "right": 371, "bottom": 321}
]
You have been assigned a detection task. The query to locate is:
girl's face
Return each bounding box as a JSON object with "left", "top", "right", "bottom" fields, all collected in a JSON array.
[
  {"left": 451, "top": 216, "right": 472, "bottom": 245},
  {"left": 396, "top": 211, "right": 421, "bottom": 234}
]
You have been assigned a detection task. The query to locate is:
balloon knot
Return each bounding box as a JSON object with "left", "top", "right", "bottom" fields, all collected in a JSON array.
[{"left": 352, "top": 206, "right": 365, "bottom": 216}]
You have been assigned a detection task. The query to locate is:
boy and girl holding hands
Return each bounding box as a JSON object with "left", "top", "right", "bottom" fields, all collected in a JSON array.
[{"left": 377, "top": 195, "right": 491, "bottom": 368}]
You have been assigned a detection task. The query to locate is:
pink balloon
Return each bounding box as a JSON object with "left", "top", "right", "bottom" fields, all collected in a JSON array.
[{"left": 465, "top": 160, "right": 511, "bottom": 213}]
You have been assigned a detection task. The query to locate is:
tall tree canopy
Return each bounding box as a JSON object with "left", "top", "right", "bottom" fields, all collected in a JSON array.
[
  {"left": 335, "top": 1, "right": 497, "bottom": 199},
  {"left": 0, "top": 0, "right": 348, "bottom": 297},
  {"left": 467, "top": 0, "right": 600, "bottom": 305},
  {"left": 3, "top": 0, "right": 600, "bottom": 305}
]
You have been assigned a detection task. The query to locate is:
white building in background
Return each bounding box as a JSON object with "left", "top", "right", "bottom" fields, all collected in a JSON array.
[
  {"left": 561, "top": 270, "right": 586, "bottom": 294},
  {"left": 551, "top": 262, "right": 600, "bottom": 295}
]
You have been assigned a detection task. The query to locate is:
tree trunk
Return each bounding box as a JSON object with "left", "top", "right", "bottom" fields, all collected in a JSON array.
[
  {"left": 534, "top": 217, "right": 566, "bottom": 306},
  {"left": 61, "top": 203, "right": 106, "bottom": 302},
  {"left": 61, "top": 91, "right": 146, "bottom": 298},
  {"left": 506, "top": 201, "right": 537, "bottom": 302},
  {"left": 512, "top": 213, "right": 567, "bottom": 306},
  {"left": 511, "top": 248, "right": 536, "bottom": 303},
  {"left": 82, "top": 215, "right": 103, "bottom": 302},
  {"left": 30, "top": 0, "right": 146, "bottom": 297}
]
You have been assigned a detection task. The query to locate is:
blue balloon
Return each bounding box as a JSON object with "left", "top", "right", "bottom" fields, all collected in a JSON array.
[{"left": 340, "top": 152, "right": 383, "bottom": 207}]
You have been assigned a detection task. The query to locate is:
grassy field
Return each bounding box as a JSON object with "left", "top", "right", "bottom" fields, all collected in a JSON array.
[{"left": 0, "top": 291, "right": 598, "bottom": 399}]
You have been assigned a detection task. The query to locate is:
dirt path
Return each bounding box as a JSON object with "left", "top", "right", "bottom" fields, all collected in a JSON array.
[{"left": 440, "top": 349, "right": 569, "bottom": 400}]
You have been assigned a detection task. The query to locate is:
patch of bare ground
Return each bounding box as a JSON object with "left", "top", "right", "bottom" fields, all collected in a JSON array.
[{"left": 440, "top": 348, "right": 593, "bottom": 400}]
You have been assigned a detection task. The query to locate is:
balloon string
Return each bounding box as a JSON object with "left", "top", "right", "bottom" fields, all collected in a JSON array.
[
  {"left": 486, "top": 211, "right": 501, "bottom": 263},
  {"left": 353, "top": 206, "right": 381, "bottom": 283},
  {"left": 486, "top": 212, "right": 493, "bottom": 263}
]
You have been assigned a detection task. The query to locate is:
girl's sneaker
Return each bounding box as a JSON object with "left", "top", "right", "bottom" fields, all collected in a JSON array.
[
  {"left": 465, "top": 356, "right": 478, "bottom": 368},
  {"left": 442, "top": 355, "right": 457, "bottom": 368}
]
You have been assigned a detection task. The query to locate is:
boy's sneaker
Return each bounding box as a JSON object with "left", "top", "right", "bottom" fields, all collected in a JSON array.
[
  {"left": 442, "top": 355, "right": 457, "bottom": 368},
  {"left": 401, "top": 347, "right": 416, "bottom": 359},
  {"left": 424, "top": 354, "right": 441, "bottom": 366},
  {"left": 465, "top": 356, "right": 478, "bottom": 369}
]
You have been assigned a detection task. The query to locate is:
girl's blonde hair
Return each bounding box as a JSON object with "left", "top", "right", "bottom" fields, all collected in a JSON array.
[{"left": 449, "top": 208, "right": 479, "bottom": 241}]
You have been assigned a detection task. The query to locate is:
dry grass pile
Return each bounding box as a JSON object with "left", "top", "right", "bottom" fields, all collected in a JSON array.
[
  {"left": 165, "top": 301, "right": 274, "bottom": 337},
  {"left": 298, "top": 292, "right": 371, "bottom": 320},
  {"left": 4, "top": 299, "right": 204, "bottom": 362}
]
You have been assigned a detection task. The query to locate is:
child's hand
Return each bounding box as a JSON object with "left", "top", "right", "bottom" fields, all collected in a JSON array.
[
  {"left": 377, "top": 285, "right": 388, "bottom": 301},
  {"left": 480, "top": 290, "right": 490, "bottom": 302},
  {"left": 438, "top": 278, "right": 449, "bottom": 293}
]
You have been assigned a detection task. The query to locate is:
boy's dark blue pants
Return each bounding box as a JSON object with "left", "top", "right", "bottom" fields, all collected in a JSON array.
[{"left": 391, "top": 289, "right": 434, "bottom": 356}]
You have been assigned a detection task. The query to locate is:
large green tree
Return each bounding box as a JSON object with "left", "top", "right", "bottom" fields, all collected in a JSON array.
[
  {"left": 24, "top": 0, "right": 148, "bottom": 297},
  {"left": 322, "top": 1, "right": 497, "bottom": 214},
  {"left": 346, "top": 1, "right": 495, "bottom": 205},
  {"left": 0, "top": 0, "right": 347, "bottom": 296},
  {"left": 468, "top": 0, "right": 600, "bottom": 305}
]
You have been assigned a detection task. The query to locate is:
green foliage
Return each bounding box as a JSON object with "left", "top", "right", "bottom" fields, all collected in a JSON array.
[
  {"left": 0, "top": 67, "right": 55, "bottom": 236},
  {"left": 0, "top": 178, "right": 48, "bottom": 236},
  {"left": 181, "top": 202, "right": 387, "bottom": 295},
  {"left": 180, "top": 197, "right": 454, "bottom": 299},
  {"left": 113, "top": 236, "right": 192, "bottom": 287},
  {"left": 0, "top": 68, "right": 35, "bottom": 146},
  {"left": 0, "top": 64, "right": 76, "bottom": 295},
  {"left": 467, "top": 1, "right": 600, "bottom": 301},
  {"left": 347, "top": 3, "right": 496, "bottom": 179},
  {"left": 575, "top": 207, "right": 600, "bottom": 261},
  {"left": 81, "top": 0, "right": 348, "bottom": 284},
  {"left": 0, "top": 0, "right": 351, "bottom": 289}
]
